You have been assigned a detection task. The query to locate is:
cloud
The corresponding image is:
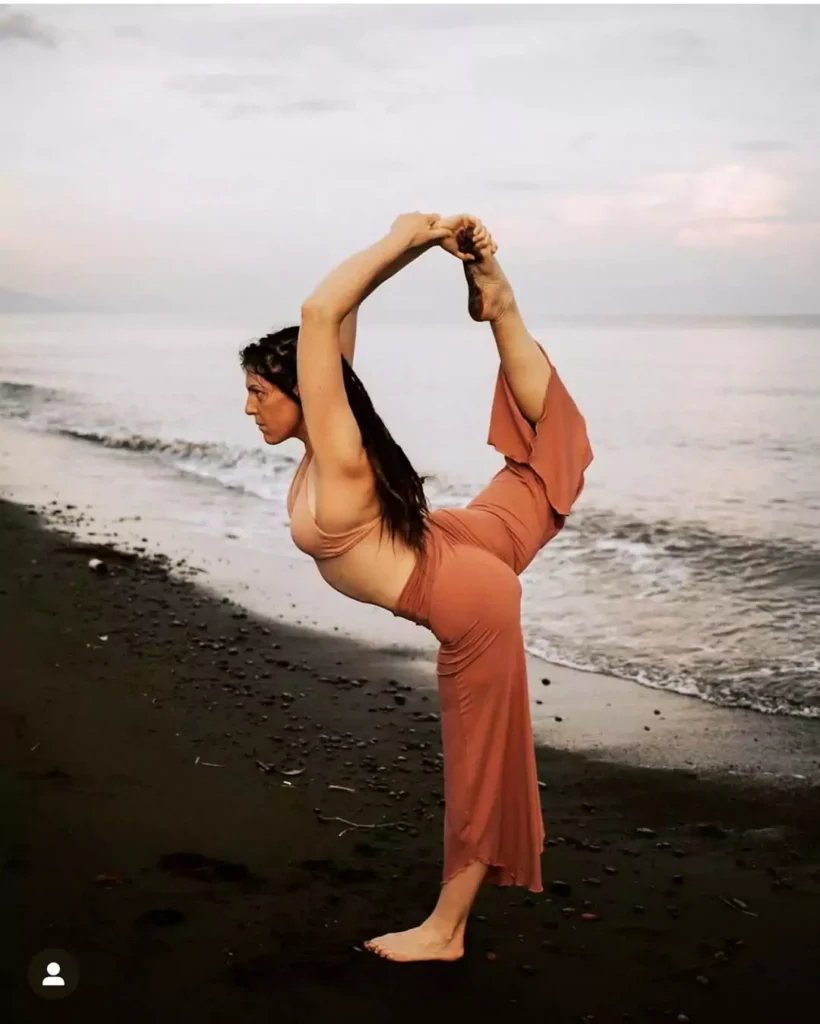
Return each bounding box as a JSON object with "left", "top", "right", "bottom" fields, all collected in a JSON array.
[
  {"left": 225, "top": 102, "right": 269, "bottom": 121},
  {"left": 167, "top": 71, "right": 354, "bottom": 118},
  {"left": 112, "top": 25, "right": 147, "bottom": 42},
  {"left": 167, "top": 72, "right": 285, "bottom": 97},
  {"left": 491, "top": 181, "right": 545, "bottom": 194},
  {"left": 551, "top": 164, "right": 793, "bottom": 247},
  {"left": 272, "top": 98, "right": 351, "bottom": 115},
  {"left": 0, "top": 10, "right": 57, "bottom": 48},
  {"left": 651, "top": 28, "right": 712, "bottom": 69},
  {"left": 736, "top": 140, "right": 794, "bottom": 153}
]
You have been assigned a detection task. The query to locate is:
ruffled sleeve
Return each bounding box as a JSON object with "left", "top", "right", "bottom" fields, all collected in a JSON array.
[{"left": 487, "top": 343, "right": 593, "bottom": 517}]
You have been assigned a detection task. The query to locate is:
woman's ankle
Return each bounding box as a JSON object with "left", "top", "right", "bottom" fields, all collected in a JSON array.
[{"left": 424, "top": 912, "right": 467, "bottom": 942}]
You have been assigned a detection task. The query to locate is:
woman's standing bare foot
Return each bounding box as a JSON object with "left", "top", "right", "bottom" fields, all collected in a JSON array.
[
  {"left": 363, "top": 920, "right": 465, "bottom": 963},
  {"left": 362, "top": 859, "right": 487, "bottom": 963}
]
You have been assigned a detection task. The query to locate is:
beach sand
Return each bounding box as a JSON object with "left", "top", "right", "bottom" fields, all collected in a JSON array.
[{"left": 2, "top": 497, "right": 820, "bottom": 1023}]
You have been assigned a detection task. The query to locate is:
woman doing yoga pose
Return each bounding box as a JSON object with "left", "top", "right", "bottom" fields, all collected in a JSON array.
[{"left": 240, "top": 212, "right": 593, "bottom": 963}]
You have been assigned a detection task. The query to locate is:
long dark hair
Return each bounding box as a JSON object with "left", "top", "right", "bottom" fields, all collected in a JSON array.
[{"left": 240, "top": 325, "right": 430, "bottom": 554}]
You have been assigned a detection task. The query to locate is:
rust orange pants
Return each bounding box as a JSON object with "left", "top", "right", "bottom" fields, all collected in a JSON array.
[{"left": 393, "top": 344, "right": 593, "bottom": 893}]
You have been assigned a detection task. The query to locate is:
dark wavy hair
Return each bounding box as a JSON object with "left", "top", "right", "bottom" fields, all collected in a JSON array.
[{"left": 240, "top": 325, "right": 430, "bottom": 554}]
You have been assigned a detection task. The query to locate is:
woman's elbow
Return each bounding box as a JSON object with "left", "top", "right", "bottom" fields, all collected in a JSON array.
[{"left": 300, "top": 297, "right": 341, "bottom": 323}]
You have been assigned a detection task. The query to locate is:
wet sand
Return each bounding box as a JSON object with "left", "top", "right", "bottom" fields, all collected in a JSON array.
[{"left": 2, "top": 497, "right": 820, "bottom": 1023}]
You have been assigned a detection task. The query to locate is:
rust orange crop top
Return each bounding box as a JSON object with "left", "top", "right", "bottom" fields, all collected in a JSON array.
[{"left": 286, "top": 454, "right": 382, "bottom": 561}]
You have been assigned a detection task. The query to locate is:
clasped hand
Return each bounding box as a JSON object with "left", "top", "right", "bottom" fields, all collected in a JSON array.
[{"left": 389, "top": 211, "right": 498, "bottom": 263}]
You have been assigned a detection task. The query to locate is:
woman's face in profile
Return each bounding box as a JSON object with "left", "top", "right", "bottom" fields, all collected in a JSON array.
[{"left": 244, "top": 372, "right": 301, "bottom": 445}]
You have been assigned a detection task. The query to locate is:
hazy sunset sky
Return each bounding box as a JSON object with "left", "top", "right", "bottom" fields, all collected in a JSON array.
[{"left": 3, "top": 4, "right": 819, "bottom": 321}]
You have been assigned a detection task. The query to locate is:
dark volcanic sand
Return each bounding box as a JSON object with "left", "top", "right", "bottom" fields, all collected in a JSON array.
[{"left": 2, "top": 498, "right": 819, "bottom": 1024}]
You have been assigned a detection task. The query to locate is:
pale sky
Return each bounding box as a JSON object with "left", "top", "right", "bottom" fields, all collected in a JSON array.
[{"left": 2, "top": 4, "right": 820, "bottom": 321}]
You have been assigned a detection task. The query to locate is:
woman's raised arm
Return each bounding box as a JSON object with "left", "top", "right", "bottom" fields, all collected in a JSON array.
[
  {"left": 303, "top": 213, "right": 459, "bottom": 322},
  {"left": 296, "top": 214, "right": 459, "bottom": 477}
]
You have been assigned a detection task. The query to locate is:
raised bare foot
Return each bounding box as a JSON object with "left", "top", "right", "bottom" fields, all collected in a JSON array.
[
  {"left": 363, "top": 920, "right": 465, "bottom": 963},
  {"left": 457, "top": 226, "right": 515, "bottom": 323}
]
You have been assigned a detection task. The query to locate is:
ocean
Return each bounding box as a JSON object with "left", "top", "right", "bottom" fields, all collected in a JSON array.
[{"left": 1, "top": 311, "right": 818, "bottom": 719}]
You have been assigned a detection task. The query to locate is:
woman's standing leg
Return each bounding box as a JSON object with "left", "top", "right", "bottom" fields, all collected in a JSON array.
[{"left": 366, "top": 546, "right": 541, "bottom": 962}]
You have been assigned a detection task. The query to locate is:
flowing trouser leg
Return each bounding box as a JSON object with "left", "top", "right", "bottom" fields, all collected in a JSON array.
[{"left": 433, "top": 544, "right": 545, "bottom": 894}]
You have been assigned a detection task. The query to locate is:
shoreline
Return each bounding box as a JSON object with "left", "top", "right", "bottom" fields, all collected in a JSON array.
[
  {"left": 3, "top": 497, "right": 820, "bottom": 1022},
  {"left": 2, "top": 420, "right": 819, "bottom": 786}
]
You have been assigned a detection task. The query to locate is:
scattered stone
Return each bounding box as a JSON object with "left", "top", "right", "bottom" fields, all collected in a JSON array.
[
  {"left": 692, "top": 822, "right": 729, "bottom": 839},
  {"left": 742, "top": 825, "right": 788, "bottom": 844}
]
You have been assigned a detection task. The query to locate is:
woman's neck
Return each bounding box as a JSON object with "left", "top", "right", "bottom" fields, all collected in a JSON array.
[{"left": 295, "top": 419, "right": 312, "bottom": 457}]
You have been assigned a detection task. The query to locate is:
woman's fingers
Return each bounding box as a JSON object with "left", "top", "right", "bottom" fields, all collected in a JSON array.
[
  {"left": 437, "top": 213, "right": 480, "bottom": 235},
  {"left": 432, "top": 213, "right": 497, "bottom": 260}
]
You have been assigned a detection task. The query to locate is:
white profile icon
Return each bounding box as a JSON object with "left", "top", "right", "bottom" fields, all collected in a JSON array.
[{"left": 41, "top": 962, "right": 65, "bottom": 987}]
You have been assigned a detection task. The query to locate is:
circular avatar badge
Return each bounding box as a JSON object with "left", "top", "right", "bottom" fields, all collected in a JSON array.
[{"left": 27, "top": 948, "right": 80, "bottom": 999}]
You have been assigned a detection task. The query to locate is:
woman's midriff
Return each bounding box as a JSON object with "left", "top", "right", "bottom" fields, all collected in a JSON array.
[{"left": 313, "top": 531, "right": 420, "bottom": 613}]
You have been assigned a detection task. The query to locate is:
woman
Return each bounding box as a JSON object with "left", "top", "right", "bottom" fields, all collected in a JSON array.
[{"left": 241, "top": 212, "right": 593, "bottom": 963}]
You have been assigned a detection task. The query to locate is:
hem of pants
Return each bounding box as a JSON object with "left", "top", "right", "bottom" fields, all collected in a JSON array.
[{"left": 442, "top": 852, "right": 544, "bottom": 895}]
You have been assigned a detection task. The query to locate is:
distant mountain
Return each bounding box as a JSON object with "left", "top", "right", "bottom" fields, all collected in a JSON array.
[{"left": 0, "top": 288, "right": 80, "bottom": 313}]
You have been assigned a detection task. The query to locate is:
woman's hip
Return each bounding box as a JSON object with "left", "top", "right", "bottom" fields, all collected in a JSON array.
[{"left": 393, "top": 526, "right": 522, "bottom": 643}]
